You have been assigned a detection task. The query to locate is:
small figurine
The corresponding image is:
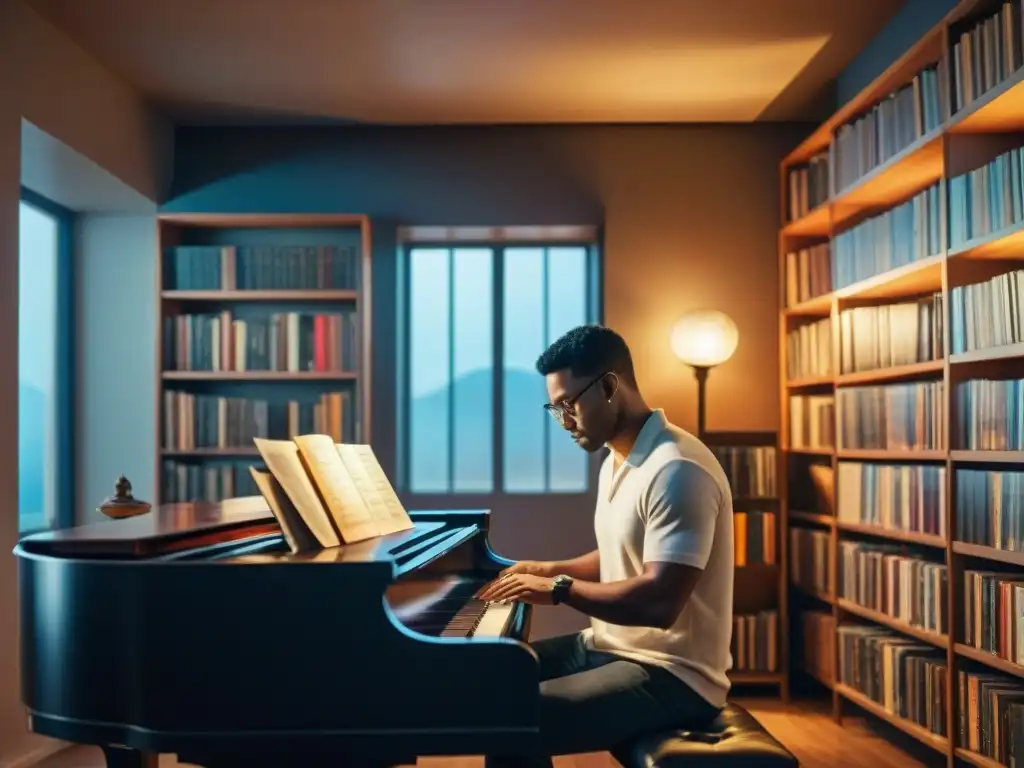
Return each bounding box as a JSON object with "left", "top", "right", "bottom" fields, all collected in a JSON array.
[{"left": 97, "top": 476, "right": 152, "bottom": 520}]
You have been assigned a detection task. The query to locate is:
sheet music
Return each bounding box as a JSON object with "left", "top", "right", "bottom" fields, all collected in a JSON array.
[
  {"left": 336, "top": 443, "right": 414, "bottom": 534},
  {"left": 249, "top": 467, "right": 320, "bottom": 553},
  {"left": 252, "top": 438, "right": 341, "bottom": 547},
  {"left": 293, "top": 434, "right": 380, "bottom": 543}
]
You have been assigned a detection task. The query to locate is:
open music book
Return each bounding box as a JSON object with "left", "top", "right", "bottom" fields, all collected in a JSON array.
[{"left": 251, "top": 435, "right": 414, "bottom": 552}]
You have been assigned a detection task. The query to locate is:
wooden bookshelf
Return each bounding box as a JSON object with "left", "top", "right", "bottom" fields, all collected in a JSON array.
[
  {"left": 704, "top": 431, "right": 787, "bottom": 701},
  {"left": 780, "top": 1, "right": 1024, "bottom": 763},
  {"left": 155, "top": 213, "right": 372, "bottom": 504}
]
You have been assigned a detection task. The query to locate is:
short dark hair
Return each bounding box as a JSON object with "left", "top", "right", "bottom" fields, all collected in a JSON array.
[{"left": 535, "top": 324, "right": 637, "bottom": 385}]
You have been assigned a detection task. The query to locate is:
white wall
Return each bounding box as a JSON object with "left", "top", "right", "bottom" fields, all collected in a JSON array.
[{"left": 0, "top": 1, "right": 171, "bottom": 760}]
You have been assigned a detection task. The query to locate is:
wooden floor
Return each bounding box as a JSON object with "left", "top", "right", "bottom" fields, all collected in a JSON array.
[{"left": 33, "top": 698, "right": 937, "bottom": 768}]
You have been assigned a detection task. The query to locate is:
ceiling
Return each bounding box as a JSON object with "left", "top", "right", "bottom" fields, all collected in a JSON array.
[{"left": 27, "top": 0, "right": 908, "bottom": 125}]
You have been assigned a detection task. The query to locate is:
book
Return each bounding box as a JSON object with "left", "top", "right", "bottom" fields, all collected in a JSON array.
[
  {"left": 253, "top": 434, "right": 414, "bottom": 547},
  {"left": 249, "top": 467, "right": 320, "bottom": 553}
]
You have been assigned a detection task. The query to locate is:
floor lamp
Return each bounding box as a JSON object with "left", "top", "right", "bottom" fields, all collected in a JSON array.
[{"left": 670, "top": 309, "right": 739, "bottom": 440}]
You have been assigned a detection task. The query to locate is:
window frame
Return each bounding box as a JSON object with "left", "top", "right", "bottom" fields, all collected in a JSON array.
[
  {"left": 397, "top": 238, "right": 604, "bottom": 503},
  {"left": 18, "top": 187, "right": 75, "bottom": 533}
]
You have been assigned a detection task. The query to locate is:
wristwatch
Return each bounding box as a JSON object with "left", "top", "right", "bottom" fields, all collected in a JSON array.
[{"left": 551, "top": 574, "right": 574, "bottom": 605}]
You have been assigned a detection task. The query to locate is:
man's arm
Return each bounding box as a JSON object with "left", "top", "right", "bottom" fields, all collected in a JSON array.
[
  {"left": 483, "top": 460, "right": 722, "bottom": 627},
  {"left": 499, "top": 549, "right": 600, "bottom": 581}
]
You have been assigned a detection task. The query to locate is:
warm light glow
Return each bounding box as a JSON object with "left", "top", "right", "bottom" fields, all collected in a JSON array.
[{"left": 670, "top": 310, "right": 739, "bottom": 368}]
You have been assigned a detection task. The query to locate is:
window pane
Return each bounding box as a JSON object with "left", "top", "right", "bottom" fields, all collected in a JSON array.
[
  {"left": 409, "top": 248, "right": 451, "bottom": 493},
  {"left": 503, "top": 247, "right": 548, "bottom": 493},
  {"left": 19, "top": 202, "right": 59, "bottom": 534},
  {"left": 452, "top": 248, "right": 493, "bottom": 492},
  {"left": 546, "top": 247, "right": 589, "bottom": 492}
]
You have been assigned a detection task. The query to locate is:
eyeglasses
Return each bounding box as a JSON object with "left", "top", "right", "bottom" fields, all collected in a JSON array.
[{"left": 543, "top": 373, "right": 610, "bottom": 425}]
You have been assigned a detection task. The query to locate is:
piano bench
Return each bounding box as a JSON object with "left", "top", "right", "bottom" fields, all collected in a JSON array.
[{"left": 612, "top": 703, "right": 798, "bottom": 767}]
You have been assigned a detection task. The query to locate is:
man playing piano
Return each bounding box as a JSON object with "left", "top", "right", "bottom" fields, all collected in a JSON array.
[{"left": 479, "top": 324, "right": 734, "bottom": 767}]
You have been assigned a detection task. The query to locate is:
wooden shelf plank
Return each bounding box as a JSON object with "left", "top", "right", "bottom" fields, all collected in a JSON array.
[
  {"left": 162, "top": 371, "right": 359, "bottom": 381},
  {"left": 947, "top": 220, "right": 1024, "bottom": 261},
  {"left": 950, "top": 450, "right": 1024, "bottom": 464},
  {"left": 831, "top": 133, "right": 945, "bottom": 232},
  {"left": 162, "top": 290, "right": 359, "bottom": 301},
  {"left": 834, "top": 683, "right": 949, "bottom": 754},
  {"left": 834, "top": 253, "right": 945, "bottom": 302},
  {"left": 837, "top": 599, "right": 948, "bottom": 649},
  {"left": 835, "top": 449, "right": 947, "bottom": 461},
  {"left": 954, "top": 748, "right": 1005, "bottom": 768},
  {"left": 784, "top": 293, "right": 833, "bottom": 317},
  {"left": 161, "top": 448, "right": 260, "bottom": 457},
  {"left": 835, "top": 520, "right": 946, "bottom": 549},
  {"left": 950, "top": 342, "right": 1024, "bottom": 365},
  {"left": 781, "top": 204, "right": 830, "bottom": 238},
  {"left": 158, "top": 213, "right": 368, "bottom": 228},
  {"left": 834, "top": 359, "right": 944, "bottom": 386},
  {"left": 789, "top": 510, "right": 835, "bottom": 527},
  {"left": 727, "top": 671, "right": 784, "bottom": 684},
  {"left": 948, "top": 67, "right": 1024, "bottom": 135},
  {"left": 955, "top": 643, "right": 1024, "bottom": 680},
  {"left": 786, "top": 375, "right": 834, "bottom": 389},
  {"left": 786, "top": 446, "right": 834, "bottom": 456},
  {"left": 952, "top": 542, "right": 1024, "bottom": 567}
]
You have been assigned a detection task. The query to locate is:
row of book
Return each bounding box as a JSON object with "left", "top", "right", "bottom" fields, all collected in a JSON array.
[
  {"left": 784, "top": 243, "right": 831, "bottom": 307},
  {"left": 955, "top": 467, "right": 1024, "bottom": 552},
  {"left": 711, "top": 445, "right": 777, "bottom": 497},
  {"left": 786, "top": 318, "right": 831, "bottom": 381},
  {"left": 785, "top": 153, "right": 830, "bottom": 221},
  {"left": 836, "top": 381, "right": 945, "bottom": 451},
  {"left": 835, "top": 461, "right": 947, "bottom": 539},
  {"left": 963, "top": 569, "right": 1024, "bottom": 666},
  {"left": 832, "top": 183, "right": 942, "bottom": 291},
  {"left": 950, "top": 267, "right": 1024, "bottom": 354},
  {"left": 837, "top": 295, "right": 944, "bottom": 374},
  {"left": 735, "top": 511, "right": 777, "bottom": 567},
  {"left": 949, "top": 145, "right": 1024, "bottom": 248},
  {"left": 161, "top": 460, "right": 259, "bottom": 504},
  {"left": 162, "top": 310, "right": 360, "bottom": 373},
  {"left": 832, "top": 62, "right": 947, "bottom": 194},
  {"left": 731, "top": 610, "right": 779, "bottom": 673},
  {"left": 788, "top": 394, "right": 835, "bottom": 450},
  {"left": 955, "top": 378, "right": 1024, "bottom": 451},
  {"left": 949, "top": 1, "right": 1023, "bottom": 116},
  {"left": 162, "top": 390, "right": 358, "bottom": 450},
  {"left": 838, "top": 625, "right": 948, "bottom": 738},
  {"left": 164, "top": 244, "right": 362, "bottom": 291},
  {"left": 958, "top": 668, "right": 1024, "bottom": 765},
  {"left": 790, "top": 526, "right": 833, "bottom": 598},
  {"left": 838, "top": 541, "right": 948, "bottom": 635}
]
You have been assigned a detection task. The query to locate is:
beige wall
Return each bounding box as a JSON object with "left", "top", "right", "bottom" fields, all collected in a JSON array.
[{"left": 0, "top": 1, "right": 171, "bottom": 761}]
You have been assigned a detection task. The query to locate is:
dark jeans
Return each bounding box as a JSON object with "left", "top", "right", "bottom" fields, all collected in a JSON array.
[{"left": 485, "top": 632, "right": 721, "bottom": 767}]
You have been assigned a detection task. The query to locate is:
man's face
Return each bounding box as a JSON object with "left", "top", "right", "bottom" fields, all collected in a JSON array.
[{"left": 544, "top": 369, "right": 617, "bottom": 453}]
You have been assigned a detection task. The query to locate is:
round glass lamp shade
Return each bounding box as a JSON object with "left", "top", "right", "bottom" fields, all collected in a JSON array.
[{"left": 670, "top": 310, "right": 739, "bottom": 368}]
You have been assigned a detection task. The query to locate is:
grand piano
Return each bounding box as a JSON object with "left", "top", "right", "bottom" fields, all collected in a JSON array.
[{"left": 15, "top": 497, "right": 539, "bottom": 767}]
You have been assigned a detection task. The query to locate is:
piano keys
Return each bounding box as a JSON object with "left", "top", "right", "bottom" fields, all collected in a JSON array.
[{"left": 15, "top": 499, "right": 540, "bottom": 767}]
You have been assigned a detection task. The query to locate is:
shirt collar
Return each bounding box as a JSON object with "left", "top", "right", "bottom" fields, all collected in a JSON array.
[{"left": 614, "top": 409, "right": 667, "bottom": 469}]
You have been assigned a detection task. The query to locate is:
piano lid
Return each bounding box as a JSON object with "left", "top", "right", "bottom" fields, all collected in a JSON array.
[{"left": 16, "top": 496, "right": 279, "bottom": 559}]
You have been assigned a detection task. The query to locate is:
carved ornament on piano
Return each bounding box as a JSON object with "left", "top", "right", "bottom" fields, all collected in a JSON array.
[{"left": 97, "top": 475, "right": 152, "bottom": 520}]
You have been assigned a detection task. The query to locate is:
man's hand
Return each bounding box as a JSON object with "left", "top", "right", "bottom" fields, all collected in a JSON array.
[
  {"left": 499, "top": 560, "right": 556, "bottom": 578},
  {"left": 478, "top": 573, "right": 555, "bottom": 605}
]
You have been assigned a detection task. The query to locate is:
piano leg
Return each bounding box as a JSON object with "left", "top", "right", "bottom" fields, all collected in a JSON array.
[{"left": 101, "top": 745, "right": 158, "bottom": 768}]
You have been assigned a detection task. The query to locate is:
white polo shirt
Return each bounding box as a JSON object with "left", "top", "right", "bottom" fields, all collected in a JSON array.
[{"left": 580, "top": 409, "right": 734, "bottom": 708}]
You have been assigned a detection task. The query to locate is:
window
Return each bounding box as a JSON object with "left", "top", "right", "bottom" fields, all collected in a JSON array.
[
  {"left": 401, "top": 239, "right": 600, "bottom": 495},
  {"left": 18, "top": 190, "right": 73, "bottom": 534}
]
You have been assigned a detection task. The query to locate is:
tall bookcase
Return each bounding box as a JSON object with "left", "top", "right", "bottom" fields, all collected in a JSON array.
[
  {"left": 780, "top": 1, "right": 1024, "bottom": 765},
  {"left": 156, "top": 213, "right": 372, "bottom": 505},
  {"left": 706, "top": 431, "right": 788, "bottom": 700}
]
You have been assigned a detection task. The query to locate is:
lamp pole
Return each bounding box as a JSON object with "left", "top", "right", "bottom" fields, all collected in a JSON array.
[{"left": 691, "top": 364, "right": 710, "bottom": 441}]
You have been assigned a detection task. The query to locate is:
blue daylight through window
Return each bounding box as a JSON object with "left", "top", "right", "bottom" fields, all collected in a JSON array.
[{"left": 405, "top": 244, "right": 594, "bottom": 494}]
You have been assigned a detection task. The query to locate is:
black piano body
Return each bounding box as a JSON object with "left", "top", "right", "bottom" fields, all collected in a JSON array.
[{"left": 15, "top": 499, "right": 540, "bottom": 767}]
